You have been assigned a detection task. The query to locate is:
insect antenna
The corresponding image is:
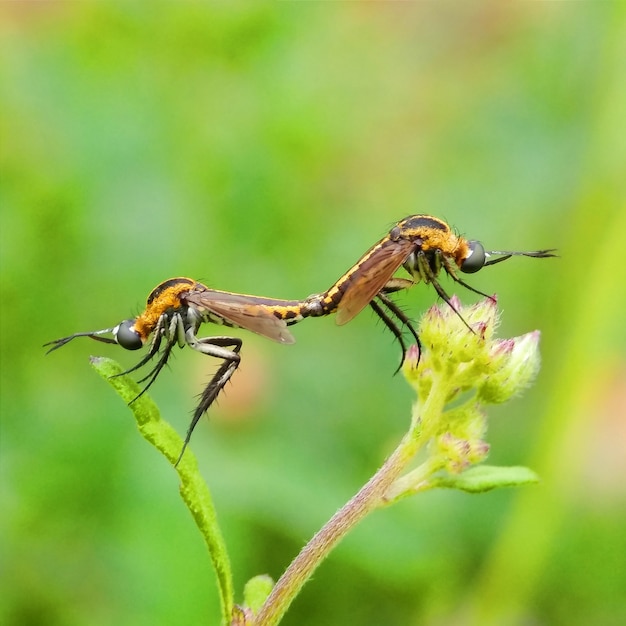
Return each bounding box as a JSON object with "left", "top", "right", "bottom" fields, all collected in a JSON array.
[
  {"left": 44, "top": 330, "right": 117, "bottom": 354},
  {"left": 484, "top": 248, "right": 557, "bottom": 267}
]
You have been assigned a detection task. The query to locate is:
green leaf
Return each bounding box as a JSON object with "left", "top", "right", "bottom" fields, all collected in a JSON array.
[
  {"left": 244, "top": 575, "right": 275, "bottom": 615},
  {"left": 431, "top": 465, "right": 540, "bottom": 493},
  {"left": 90, "top": 357, "right": 234, "bottom": 624}
]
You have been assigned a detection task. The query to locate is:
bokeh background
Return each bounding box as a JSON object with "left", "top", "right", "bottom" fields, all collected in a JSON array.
[{"left": 1, "top": 2, "right": 625, "bottom": 625}]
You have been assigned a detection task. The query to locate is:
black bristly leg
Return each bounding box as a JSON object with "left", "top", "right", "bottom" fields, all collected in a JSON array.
[
  {"left": 369, "top": 299, "right": 407, "bottom": 373},
  {"left": 440, "top": 255, "right": 495, "bottom": 302},
  {"left": 375, "top": 292, "right": 422, "bottom": 371},
  {"left": 112, "top": 314, "right": 180, "bottom": 404},
  {"left": 374, "top": 277, "right": 422, "bottom": 370},
  {"left": 115, "top": 329, "right": 164, "bottom": 377},
  {"left": 131, "top": 337, "right": 176, "bottom": 400},
  {"left": 417, "top": 251, "right": 475, "bottom": 334},
  {"left": 176, "top": 335, "right": 243, "bottom": 465},
  {"left": 376, "top": 292, "right": 420, "bottom": 348}
]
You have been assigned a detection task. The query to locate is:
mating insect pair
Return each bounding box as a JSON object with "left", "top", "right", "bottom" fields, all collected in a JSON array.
[{"left": 45, "top": 215, "right": 555, "bottom": 463}]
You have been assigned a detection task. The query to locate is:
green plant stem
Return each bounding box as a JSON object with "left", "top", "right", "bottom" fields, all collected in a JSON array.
[
  {"left": 90, "top": 357, "right": 234, "bottom": 625},
  {"left": 382, "top": 456, "right": 445, "bottom": 503},
  {"left": 253, "top": 375, "right": 450, "bottom": 626},
  {"left": 253, "top": 435, "right": 417, "bottom": 626}
]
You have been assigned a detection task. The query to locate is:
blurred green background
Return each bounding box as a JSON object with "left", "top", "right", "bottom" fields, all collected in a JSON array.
[{"left": 1, "top": 2, "right": 625, "bottom": 625}]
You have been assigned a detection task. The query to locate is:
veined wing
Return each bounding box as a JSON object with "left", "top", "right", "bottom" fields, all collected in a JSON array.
[
  {"left": 184, "top": 291, "right": 296, "bottom": 344},
  {"left": 335, "top": 238, "right": 415, "bottom": 325}
]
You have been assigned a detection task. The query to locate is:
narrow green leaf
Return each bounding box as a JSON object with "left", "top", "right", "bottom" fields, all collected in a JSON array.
[
  {"left": 431, "top": 465, "right": 540, "bottom": 493},
  {"left": 90, "top": 357, "right": 234, "bottom": 624}
]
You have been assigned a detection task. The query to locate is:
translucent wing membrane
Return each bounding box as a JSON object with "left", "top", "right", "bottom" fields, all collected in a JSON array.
[
  {"left": 184, "top": 291, "right": 296, "bottom": 344},
  {"left": 335, "top": 238, "right": 415, "bottom": 325}
]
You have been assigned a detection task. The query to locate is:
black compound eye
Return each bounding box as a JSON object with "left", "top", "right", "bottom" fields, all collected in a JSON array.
[
  {"left": 115, "top": 320, "right": 143, "bottom": 350},
  {"left": 461, "top": 240, "right": 486, "bottom": 274}
]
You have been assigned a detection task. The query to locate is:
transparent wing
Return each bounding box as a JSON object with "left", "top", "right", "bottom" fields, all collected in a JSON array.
[
  {"left": 335, "top": 239, "right": 415, "bottom": 325},
  {"left": 184, "top": 291, "right": 296, "bottom": 344}
]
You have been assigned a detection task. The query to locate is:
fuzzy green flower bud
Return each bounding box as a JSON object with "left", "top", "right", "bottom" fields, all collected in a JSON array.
[
  {"left": 404, "top": 296, "right": 504, "bottom": 405},
  {"left": 437, "top": 432, "right": 490, "bottom": 473},
  {"left": 404, "top": 297, "right": 541, "bottom": 407},
  {"left": 477, "top": 330, "right": 541, "bottom": 403},
  {"left": 396, "top": 296, "right": 543, "bottom": 493},
  {"left": 418, "top": 295, "right": 498, "bottom": 371}
]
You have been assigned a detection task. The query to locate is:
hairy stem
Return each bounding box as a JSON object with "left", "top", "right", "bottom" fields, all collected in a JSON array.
[{"left": 254, "top": 375, "right": 450, "bottom": 626}]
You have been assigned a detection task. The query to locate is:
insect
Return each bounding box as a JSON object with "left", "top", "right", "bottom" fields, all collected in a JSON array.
[
  {"left": 45, "top": 215, "right": 554, "bottom": 462},
  {"left": 45, "top": 276, "right": 416, "bottom": 463},
  {"left": 334, "top": 214, "right": 557, "bottom": 348}
]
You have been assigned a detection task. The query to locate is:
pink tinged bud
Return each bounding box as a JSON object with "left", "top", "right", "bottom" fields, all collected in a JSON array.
[
  {"left": 422, "top": 303, "right": 446, "bottom": 336},
  {"left": 445, "top": 295, "right": 463, "bottom": 318},
  {"left": 507, "top": 331, "right": 540, "bottom": 376},
  {"left": 402, "top": 343, "right": 422, "bottom": 385},
  {"left": 438, "top": 432, "right": 490, "bottom": 473},
  {"left": 491, "top": 338, "right": 515, "bottom": 357},
  {"left": 478, "top": 330, "right": 542, "bottom": 404},
  {"left": 486, "top": 338, "right": 515, "bottom": 371},
  {"left": 406, "top": 344, "right": 420, "bottom": 368},
  {"left": 472, "top": 440, "right": 491, "bottom": 461},
  {"left": 462, "top": 296, "right": 499, "bottom": 338},
  {"left": 474, "top": 322, "right": 488, "bottom": 339}
]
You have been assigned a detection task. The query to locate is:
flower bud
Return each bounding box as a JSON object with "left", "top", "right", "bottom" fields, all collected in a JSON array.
[
  {"left": 478, "top": 330, "right": 541, "bottom": 404},
  {"left": 437, "top": 432, "right": 490, "bottom": 473}
]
